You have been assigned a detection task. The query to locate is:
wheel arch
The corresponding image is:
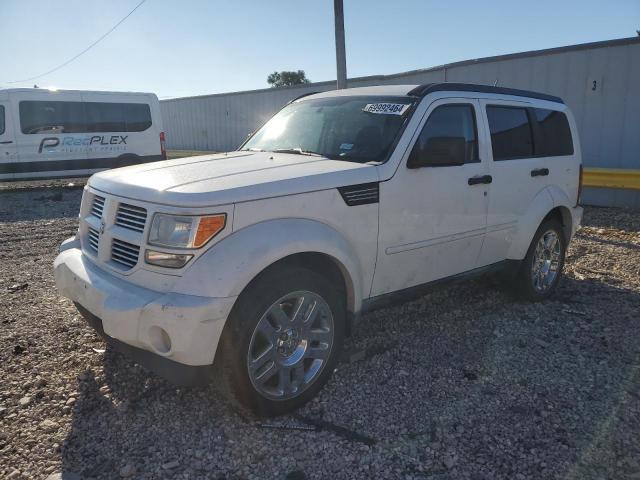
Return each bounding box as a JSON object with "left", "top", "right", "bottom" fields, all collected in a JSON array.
[
  {"left": 238, "top": 251, "right": 355, "bottom": 315},
  {"left": 507, "top": 187, "right": 574, "bottom": 260},
  {"left": 544, "top": 184, "right": 576, "bottom": 242},
  {"left": 541, "top": 205, "right": 572, "bottom": 243},
  {"left": 173, "top": 218, "right": 364, "bottom": 315}
]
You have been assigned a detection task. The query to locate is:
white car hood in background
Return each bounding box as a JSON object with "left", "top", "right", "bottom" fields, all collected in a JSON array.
[{"left": 88, "top": 151, "right": 379, "bottom": 207}]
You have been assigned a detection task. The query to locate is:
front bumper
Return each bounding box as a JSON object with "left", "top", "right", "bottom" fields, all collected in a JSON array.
[
  {"left": 75, "top": 304, "right": 213, "bottom": 386},
  {"left": 54, "top": 241, "right": 237, "bottom": 384}
]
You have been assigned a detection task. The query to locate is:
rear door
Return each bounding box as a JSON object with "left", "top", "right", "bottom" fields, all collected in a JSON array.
[
  {"left": 476, "top": 100, "right": 551, "bottom": 266},
  {"left": 0, "top": 96, "right": 18, "bottom": 180}
]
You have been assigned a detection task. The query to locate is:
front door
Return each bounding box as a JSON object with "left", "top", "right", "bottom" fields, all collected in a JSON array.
[
  {"left": 0, "top": 100, "right": 18, "bottom": 180},
  {"left": 371, "top": 98, "right": 491, "bottom": 297}
]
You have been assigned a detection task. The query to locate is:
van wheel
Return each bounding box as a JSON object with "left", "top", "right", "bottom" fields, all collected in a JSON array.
[
  {"left": 514, "top": 218, "right": 566, "bottom": 301},
  {"left": 217, "top": 265, "right": 345, "bottom": 417}
]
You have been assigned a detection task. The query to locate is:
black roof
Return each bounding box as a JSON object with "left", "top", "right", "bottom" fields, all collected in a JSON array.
[{"left": 407, "top": 83, "right": 564, "bottom": 104}]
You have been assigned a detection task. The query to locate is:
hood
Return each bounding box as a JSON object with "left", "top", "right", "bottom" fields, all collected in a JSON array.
[{"left": 88, "top": 151, "right": 378, "bottom": 207}]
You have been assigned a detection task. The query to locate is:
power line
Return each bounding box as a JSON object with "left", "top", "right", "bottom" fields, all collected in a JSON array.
[{"left": 3, "top": 0, "right": 147, "bottom": 85}]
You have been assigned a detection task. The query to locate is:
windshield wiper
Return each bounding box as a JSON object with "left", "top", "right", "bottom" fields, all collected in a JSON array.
[{"left": 271, "top": 148, "right": 324, "bottom": 157}]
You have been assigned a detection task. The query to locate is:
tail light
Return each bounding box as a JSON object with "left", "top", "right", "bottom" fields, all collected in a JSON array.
[
  {"left": 160, "top": 132, "right": 167, "bottom": 160},
  {"left": 577, "top": 164, "right": 583, "bottom": 205}
]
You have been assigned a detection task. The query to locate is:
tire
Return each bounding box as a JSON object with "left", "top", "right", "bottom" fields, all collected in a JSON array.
[
  {"left": 216, "top": 265, "right": 345, "bottom": 417},
  {"left": 514, "top": 218, "right": 566, "bottom": 301}
]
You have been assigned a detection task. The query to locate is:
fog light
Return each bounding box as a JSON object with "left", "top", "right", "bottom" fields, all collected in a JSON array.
[
  {"left": 145, "top": 249, "right": 192, "bottom": 268},
  {"left": 149, "top": 326, "right": 172, "bottom": 354}
]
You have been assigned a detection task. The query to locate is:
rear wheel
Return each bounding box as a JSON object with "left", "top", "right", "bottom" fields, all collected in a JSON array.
[
  {"left": 514, "top": 218, "right": 566, "bottom": 301},
  {"left": 217, "top": 265, "right": 345, "bottom": 416}
]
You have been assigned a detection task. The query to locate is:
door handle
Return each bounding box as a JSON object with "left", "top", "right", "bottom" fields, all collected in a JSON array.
[
  {"left": 468, "top": 174, "right": 492, "bottom": 185},
  {"left": 0, "top": 140, "right": 13, "bottom": 145},
  {"left": 531, "top": 168, "right": 549, "bottom": 177}
]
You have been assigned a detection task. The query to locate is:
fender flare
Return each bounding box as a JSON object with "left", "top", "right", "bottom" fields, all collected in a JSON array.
[
  {"left": 171, "top": 218, "right": 364, "bottom": 313},
  {"left": 545, "top": 184, "right": 576, "bottom": 241},
  {"left": 506, "top": 188, "right": 554, "bottom": 260}
]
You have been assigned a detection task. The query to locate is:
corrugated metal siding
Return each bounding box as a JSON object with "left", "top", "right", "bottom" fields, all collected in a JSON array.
[{"left": 161, "top": 38, "right": 640, "bottom": 207}]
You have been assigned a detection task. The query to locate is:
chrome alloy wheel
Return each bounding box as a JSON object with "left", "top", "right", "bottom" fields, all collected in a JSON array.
[
  {"left": 531, "top": 230, "right": 562, "bottom": 292},
  {"left": 247, "top": 291, "right": 334, "bottom": 400}
]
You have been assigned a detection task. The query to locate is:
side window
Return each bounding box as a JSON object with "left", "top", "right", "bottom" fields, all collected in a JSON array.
[
  {"left": 19, "top": 101, "right": 152, "bottom": 134},
  {"left": 408, "top": 104, "right": 478, "bottom": 168},
  {"left": 19, "top": 101, "right": 86, "bottom": 134},
  {"left": 0, "top": 105, "right": 5, "bottom": 135},
  {"left": 85, "top": 103, "right": 126, "bottom": 132},
  {"left": 85, "top": 103, "right": 152, "bottom": 133},
  {"left": 124, "top": 103, "right": 153, "bottom": 132},
  {"left": 533, "top": 108, "right": 573, "bottom": 156},
  {"left": 486, "top": 106, "right": 533, "bottom": 161}
]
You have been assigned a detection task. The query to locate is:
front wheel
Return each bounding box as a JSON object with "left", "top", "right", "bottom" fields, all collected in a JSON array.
[
  {"left": 514, "top": 218, "right": 566, "bottom": 301},
  {"left": 217, "top": 265, "right": 345, "bottom": 416}
]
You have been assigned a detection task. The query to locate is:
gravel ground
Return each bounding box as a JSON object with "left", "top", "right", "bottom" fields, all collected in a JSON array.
[{"left": 1, "top": 189, "right": 639, "bottom": 480}]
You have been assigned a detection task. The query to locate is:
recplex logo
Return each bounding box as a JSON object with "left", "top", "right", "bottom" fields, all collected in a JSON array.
[{"left": 38, "top": 135, "right": 128, "bottom": 153}]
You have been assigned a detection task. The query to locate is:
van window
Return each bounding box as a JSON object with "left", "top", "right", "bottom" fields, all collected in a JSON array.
[
  {"left": 0, "top": 105, "right": 5, "bottom": 135},
  {"left": 533, "top": 108, "right": 573, "bottom": 156},
  {"left": 19, "top": 101, "right": 152, "bottom": 134},
  {"left": 486, "top": 106, "right": 533, "bottom": 161},
  {"left": 19, "top": 101, "right": 86, "bottom": 134},
  {"left": 408, "top": 104, "right": 478, "bottom": 167},
  {"left": 85, "top": 102, "right": 152, "bottom": 132}
]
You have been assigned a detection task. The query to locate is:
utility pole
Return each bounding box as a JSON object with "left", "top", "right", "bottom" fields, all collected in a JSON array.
[{"left": 334, "top": 0, "right": 347, "bottom": 89}]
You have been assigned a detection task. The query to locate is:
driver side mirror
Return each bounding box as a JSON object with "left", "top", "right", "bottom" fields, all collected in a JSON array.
[{"left": 407, "top": 136, "right": 466, "bottom": 168}]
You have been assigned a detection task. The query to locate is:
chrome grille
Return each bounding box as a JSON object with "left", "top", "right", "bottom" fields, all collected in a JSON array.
[
  {"left": 115, "top": 203, "right": 147, "bottom": 233},
  {"left": 87, "top": 227, "right": 99, "bottom": 253},
  {"left": 111, "top": 239, "right": 140, "bottom": 269},
  {"left": 91, "top": 195, "right": 105, "bottom": 218}
]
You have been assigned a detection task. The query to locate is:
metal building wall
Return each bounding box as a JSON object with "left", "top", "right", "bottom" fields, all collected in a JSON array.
[{"left": 161, "top": 37, "right": 640, "bottom": 207}]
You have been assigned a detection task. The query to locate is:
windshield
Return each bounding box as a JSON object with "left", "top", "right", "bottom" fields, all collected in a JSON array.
[{"left": 241, "top": 95, "right": 416, "bottom": 163}]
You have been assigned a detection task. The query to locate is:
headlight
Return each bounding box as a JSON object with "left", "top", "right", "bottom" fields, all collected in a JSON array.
[{"left": 148, "top": 213, "right": 226, "bottom": 249}]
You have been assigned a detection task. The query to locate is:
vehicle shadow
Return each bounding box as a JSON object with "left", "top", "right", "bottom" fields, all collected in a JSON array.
[{"left": 59, "top": 271, "right": 640, "bottom": 479}]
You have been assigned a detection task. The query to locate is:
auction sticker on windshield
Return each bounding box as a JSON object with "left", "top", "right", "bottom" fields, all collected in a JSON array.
[{"left": 362, "top": 103, "right": 411, "bottom": 115}]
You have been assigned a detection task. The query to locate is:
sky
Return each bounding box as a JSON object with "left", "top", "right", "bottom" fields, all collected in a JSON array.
[{"left": 1, "top": 0, "right": 638, "bottom": 99}]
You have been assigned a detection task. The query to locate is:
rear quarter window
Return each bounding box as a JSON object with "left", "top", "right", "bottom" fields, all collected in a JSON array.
[
  {"left": 85, "top": 102, "right": 152, "bottom": 132},
  {"left": 533, "top": 108, "right": 573, "bottom": 156}
]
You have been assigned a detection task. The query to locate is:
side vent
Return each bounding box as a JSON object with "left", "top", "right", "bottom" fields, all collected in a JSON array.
[{"left": 337, "top": 182, "right": 379, "bottom": 206}]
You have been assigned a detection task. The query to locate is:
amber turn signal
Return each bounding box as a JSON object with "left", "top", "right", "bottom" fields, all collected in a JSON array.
[{"left": 194, "top": 214, "right": 226, "bottom": 247}]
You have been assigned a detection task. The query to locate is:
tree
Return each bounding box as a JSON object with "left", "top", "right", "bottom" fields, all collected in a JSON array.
[{"left": 267, "top": 70, "right": 310, "bottom": 88}]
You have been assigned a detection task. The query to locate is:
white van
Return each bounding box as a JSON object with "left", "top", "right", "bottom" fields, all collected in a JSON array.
[
  {"left": 55, "top": 83, "right": 583, "bottom": 416},
  {"left": 0, "top": 88, "right": 165, "bottom": 181}
]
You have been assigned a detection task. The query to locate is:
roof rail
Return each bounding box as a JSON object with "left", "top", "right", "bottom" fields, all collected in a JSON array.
[{"left": 406, "top": 83, "right": 564, "bottom": 104}]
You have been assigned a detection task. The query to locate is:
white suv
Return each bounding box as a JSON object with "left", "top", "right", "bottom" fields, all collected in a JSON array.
[{"left": 54, "top": 83, "right": 583, "bottom": 416}]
